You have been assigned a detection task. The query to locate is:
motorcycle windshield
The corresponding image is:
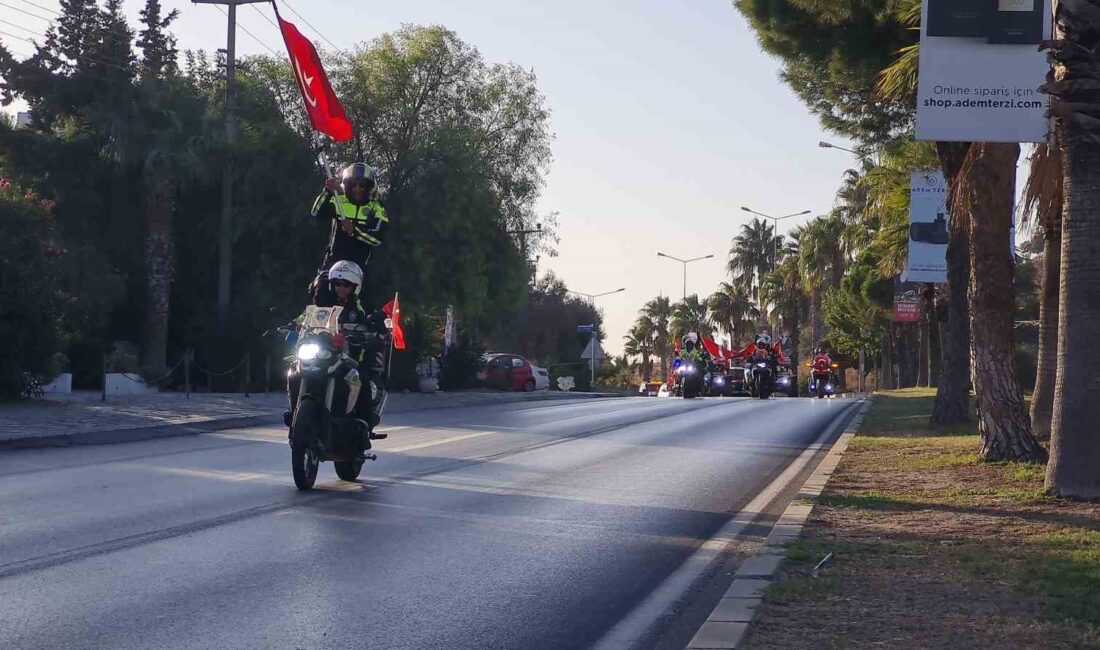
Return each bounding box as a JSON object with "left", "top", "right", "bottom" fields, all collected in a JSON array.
[{"left": 298, "top": 305, "right": 344, "bottom": 335}]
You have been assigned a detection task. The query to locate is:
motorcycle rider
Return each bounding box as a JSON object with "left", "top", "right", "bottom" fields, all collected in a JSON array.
[
  {"left": 740, "top": 332, "right": 785, "bottom": 364},
  {"left": 677, "top": 333, "right": 709, "bottom": 368},
  {"left": 287, "top": 261, "right": 390, "bottom": 446},
  {"left": 308, "top": 162, "right": 389, "bottom": 302},
  {"left": 810, "top": 346, "right": 835, "bottom": 394}
]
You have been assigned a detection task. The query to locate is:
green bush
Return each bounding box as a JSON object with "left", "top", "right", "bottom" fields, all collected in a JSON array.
[
  {"left": 0, "top": 180, "right": 65, "bottom": 398},
  {"left": 439, "top": 335, "right": 485, "bottom": 391}
]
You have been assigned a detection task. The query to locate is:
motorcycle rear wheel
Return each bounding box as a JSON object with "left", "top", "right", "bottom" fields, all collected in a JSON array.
[{"left": 335, "top": 460, "right": 364, "bottom": 481}]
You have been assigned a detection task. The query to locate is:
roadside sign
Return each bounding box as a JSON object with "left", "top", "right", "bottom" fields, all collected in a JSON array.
[
  {"left": 581, "top": 338, "right": 605, "bottom": 361},
  {"left": 577, "top": 325, "right": 595, "bottom": 335}
]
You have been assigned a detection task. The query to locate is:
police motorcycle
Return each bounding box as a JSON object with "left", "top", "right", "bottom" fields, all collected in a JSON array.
[
  {"left": 745, "top": 351, "right": 778, "bottom": 400},
  {"left": 674, "top": 358, "right": 705, "bottom": 399},
  {"left": 274, "top": 306, "right": 390, "bottom": 490},
  {"left": 704, "top": 358, "right": 733, "bottom": 397}
]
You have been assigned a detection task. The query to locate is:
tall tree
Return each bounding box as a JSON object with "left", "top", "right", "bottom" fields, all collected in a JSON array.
[
  {"left": 959, "top": 143, "right": 1045, "bottom": 462},
  {"left": 623, "top": 319, "right": 654, "bottom": 382},
  {"left": 671, "top": 294, "right": 713, "bottom": 342},
  {"left": 734, "top": 0, "right": 915, "bottom": 142},
  {"left": 1040, "top": 2, "right": 1100, "bottom": 498},
  {"left": 643, "top": 296, "right": 673, "bottom": 377},
  {"left": 728, "top": 218, "right": 779, "bottom": 303},
  {"left": 799, "top": 214, "right": 846, "bottom": 343},
  {"left": 1022, "top": 142, "right": 1063, "bottom": 439},
  {"left": 136, "top": 0, "right": 179, "bottom": 79},
  {"left": 707, "top": 282, "right": 759, "bottom": 346}
]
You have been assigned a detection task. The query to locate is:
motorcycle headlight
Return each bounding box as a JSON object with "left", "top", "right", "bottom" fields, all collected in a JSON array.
[
  {"left": 779, "top": 377, "right": 789, "bottom": 385},
  {"left": 298, "top": 343, "right": 322, "bottom": 361},
  {"left": 825, "top": 383, "right": 834, "bottom": 391},
  {"left": 714, "top": 377, "right": 725, "bottom": 385}
]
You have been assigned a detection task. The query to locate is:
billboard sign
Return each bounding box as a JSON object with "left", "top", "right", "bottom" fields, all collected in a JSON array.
[
  {"left": 916, "top": 0, "right": 1052, "bottom": 142},
  {"left": 893, "top": 279, "right": 923, "bottom": 323},
  {"left": 906, "top": 171, "right": 949, "bottom": 283}
]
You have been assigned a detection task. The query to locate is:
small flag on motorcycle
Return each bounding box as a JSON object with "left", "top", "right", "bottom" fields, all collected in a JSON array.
[{"left": 383, "top": 295, "right": 406, "bottom": 350}]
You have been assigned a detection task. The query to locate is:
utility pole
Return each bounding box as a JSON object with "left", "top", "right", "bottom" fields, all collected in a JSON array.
[{"left": 193, "top": 0, "right": 269, "bottom": 329}]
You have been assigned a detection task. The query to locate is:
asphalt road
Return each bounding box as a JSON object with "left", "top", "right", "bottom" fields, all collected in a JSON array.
[{"left": 0, "top": 395, "right": 857, "bottom": 649}]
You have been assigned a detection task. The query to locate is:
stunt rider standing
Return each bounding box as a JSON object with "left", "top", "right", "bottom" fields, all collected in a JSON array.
[{"left": 308, "top": 162, "right": 389, "bottom": 302}]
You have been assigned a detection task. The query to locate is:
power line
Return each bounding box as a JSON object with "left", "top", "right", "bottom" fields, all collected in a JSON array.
[
  {"left": 15, "top": 0, "right": 59, "bottom": 15},
  {"left": 212, "top": 4, "right": 278, "bottom": 55},
  {"left": 249, "top": 3, "right": 279, "bottom": 31},
  {"left": 279, "top": 0, "right": 340, "bottom": 51},
  {"left": 5, "top": 0, "right": 137, "bottom": 47},
  {"left": 0, "top": 26, "right": 134, "bottom": 73},
  {"left": 0, "top": 1, "right": 53, "bottom": 23},
  {"left": 0, "top": 28, "right": 36, "bottom": 44},
  {"left": 0, "top": 18, "right": 39, "bottom": 35}
]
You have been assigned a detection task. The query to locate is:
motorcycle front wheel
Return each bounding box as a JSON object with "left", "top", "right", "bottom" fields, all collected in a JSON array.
[{"left": 291, "top": 400, "right": 321, "bottom": 490}]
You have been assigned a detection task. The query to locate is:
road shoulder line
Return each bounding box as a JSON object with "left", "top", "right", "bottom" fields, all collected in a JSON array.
[
  {"left": 684, "top": 397, "right": 874, "bottom": 649},
  {"left": 593, "top": 399, "right": 864, "bottom": 650}
]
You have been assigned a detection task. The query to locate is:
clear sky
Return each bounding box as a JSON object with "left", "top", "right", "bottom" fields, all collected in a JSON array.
[{"left": 1, "top": 0, "right": 861, "bottom": 355}]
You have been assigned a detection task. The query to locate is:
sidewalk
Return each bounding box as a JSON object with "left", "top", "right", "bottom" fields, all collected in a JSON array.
[
  {"left": 0, "top": 389, "right": 624, "bottom": 448},
  {"left": 740, "top": 388, "right": 1100, "bottom": 649}
]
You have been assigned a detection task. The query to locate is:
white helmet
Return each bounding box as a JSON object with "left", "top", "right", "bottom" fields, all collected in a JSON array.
[
  {"left": 682, "top": 332, "right": 699, "bottom": 345},
  {"left": 755, "top": 332, "right": 772, "bottom": 348},
  {"left": 328, "top": 260, "right": 364, "bottom": 295}
]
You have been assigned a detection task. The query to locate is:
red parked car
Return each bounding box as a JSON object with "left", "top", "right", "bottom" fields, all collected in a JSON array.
[{"left": 480, "top": 353, "right": 537, "bottom": 392}]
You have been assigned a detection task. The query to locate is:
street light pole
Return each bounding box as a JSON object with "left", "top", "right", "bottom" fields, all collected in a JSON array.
[
  {"left": 656, "top": 252, "right": 714, "bottom": 300},
  {"left": 739, "top": 207, "right": 811, "bottom": 275}
]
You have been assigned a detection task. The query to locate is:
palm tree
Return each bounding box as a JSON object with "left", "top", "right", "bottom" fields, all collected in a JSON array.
[
  {"left": 671, "top": 294, "right": 712, "bottom": 342},
  {"left": 643, "top": 296, "right": 673, "bottom": 377},
  {"left": 878, "top": 6, "right": 972, "bottom": 425},
  {"left": 707, "top": 282, "right": 759, "bottom": 347},
  {"left": 760, "top": 255, "right": 805, "bottom": 367},
  {"left": 728, "top": 218, "right": 780, "bottom": 303},
  {"left": 1040, "top": 14, "right": 1100, "bottom": 496},
  {"left": 623, "top": 318, "right": 654, "bottom": 381},
  {"left": 1021, "top": 142, "right": 1062, "bottom": 440},
  {"left": 798, "top": 214, "right": 846, "bottom": 344}
]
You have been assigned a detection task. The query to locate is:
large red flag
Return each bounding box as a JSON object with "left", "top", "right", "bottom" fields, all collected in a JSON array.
[
  {"left": 383, "top": 296, "right": 406, "bottom": 350},
  {"left": 277, "top": 14, "right": 353, "bottom": 142}
]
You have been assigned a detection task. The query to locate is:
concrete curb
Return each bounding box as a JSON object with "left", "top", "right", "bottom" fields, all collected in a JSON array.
[
  {"left": 686, "top": 397, "right": 875, "bottom": 650},
  {"left": 0, "top": 391, "right": 626, "bottom": 451}
]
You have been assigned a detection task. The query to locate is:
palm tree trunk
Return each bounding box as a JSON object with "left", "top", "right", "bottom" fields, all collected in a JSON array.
[
  {"left": 1030, "top": 219, "right": 1060, "bottom": 440},
  {"left": 966, "top": 143, "right": 1045, "bottom": 462},
  {"left": 1046, "top": 120, "right": 1100, "bottom": 498},
  {"left": 809, "top": 290, "right": 824, "bottom": 343},
  {"left": 933, "top": 142, "right": 972, "bottom": 425},
  {"left": 143, "top": 179, "right": 175, "bottom": 376},
  {"left": 918, "top": 284, "right": 935, "bottom": 387},
  {"left": 880, "top": 328, "right": 896, "bottom": 390}
]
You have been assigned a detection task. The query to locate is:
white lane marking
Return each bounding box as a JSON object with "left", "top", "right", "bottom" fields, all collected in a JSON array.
[
  {"left": 592, "top": 400, "right": 862, "bottom": 650},
  {"left": 385, "top": 430, "right": 498, "bottom": 453}
]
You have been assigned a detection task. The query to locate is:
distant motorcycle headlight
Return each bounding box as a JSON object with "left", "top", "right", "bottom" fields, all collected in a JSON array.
[{"left": 298, "top": 343, "right": 321, "bottom": 361}]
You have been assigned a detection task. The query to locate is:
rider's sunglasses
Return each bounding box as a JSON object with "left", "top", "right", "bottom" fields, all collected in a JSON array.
[{"left": 332, "top": 280, "right": 355, "bottom": 288}]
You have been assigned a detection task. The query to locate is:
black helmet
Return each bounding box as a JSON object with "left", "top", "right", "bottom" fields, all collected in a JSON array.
[{"left": 340, "top": 163, "right": 377, "bottom": 194}]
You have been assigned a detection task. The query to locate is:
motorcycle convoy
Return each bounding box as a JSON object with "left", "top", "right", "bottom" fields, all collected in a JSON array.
[{"left": 669, "top": 332, "right": 838, "bottom": 401}]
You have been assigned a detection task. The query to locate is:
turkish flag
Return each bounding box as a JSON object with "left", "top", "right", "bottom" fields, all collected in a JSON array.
[
  {"left": 383, "top": 296, "right": 406, "bottom": 350},
  {"left": 277, "top": 15, "right": 353, "bottom": 142}
]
